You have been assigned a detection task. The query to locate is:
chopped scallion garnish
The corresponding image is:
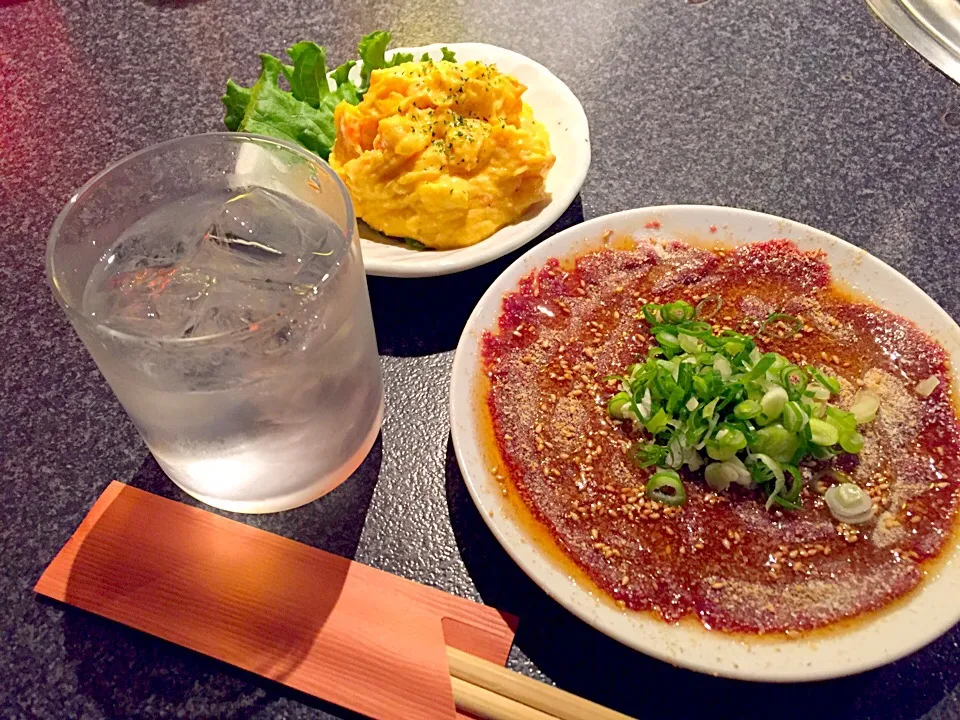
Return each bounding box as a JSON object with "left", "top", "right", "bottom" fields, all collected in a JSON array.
[
  {"left": 695, "top": 295, "right": 723, "bottom": 320},
  {"left": 607, "top": 298, "right": 878, "bottom": 510},
  {"left": 646, "top": 469, "right": 687, "bottom": 507},
  {"left": 760, "top": 312, "right": 803, "bottom": 339}
]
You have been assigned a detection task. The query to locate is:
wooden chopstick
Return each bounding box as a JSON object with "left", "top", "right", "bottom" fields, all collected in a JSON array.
[
  {"left": 447, "top": 646, "right": 634, "bottom": 720},
  {"left": 451, "top": 676, "right": 560, "bottom": 720}
]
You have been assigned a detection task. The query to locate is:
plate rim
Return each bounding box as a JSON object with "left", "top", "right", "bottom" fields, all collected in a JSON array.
[
  {"left": 449, "top": 204, "right": 960, "bottom": 681},
  {"left": 357, "top": 41, "right": 591, "bottom": 278}
]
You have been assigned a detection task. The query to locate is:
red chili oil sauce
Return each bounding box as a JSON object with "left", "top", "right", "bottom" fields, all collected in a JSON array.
[{"left": 481, "top": 238, "right": 960, "bottom": 634}]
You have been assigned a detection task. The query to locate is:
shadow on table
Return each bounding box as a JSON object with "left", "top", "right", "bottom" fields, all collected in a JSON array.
[
  {"left": 443, "top": 437, "right": 960, "bottom": 720},
  {"left": 368, "top": 195, "right": 585, "bottom": 357},
  {"left": 52, "top": 437, "right": 383, "bottom": 718}
]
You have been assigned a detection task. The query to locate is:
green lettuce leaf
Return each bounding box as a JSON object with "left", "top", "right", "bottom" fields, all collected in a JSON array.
[
  {"left": 286, "top": 41, "right": 329, "bottom": 107},
  {"left": 356, "top": 30, "right": 423, "bottom": 90},
  {"left": 227, "top": 53, "right": 336, "bottom": 158},
  {"left": 222, "top": 81, "right": 252, "bottom": 132},
  {"left": 221, "top": 31, "right": 456, "bottom": 159},
  {"left": 329, "top": 60, "right": 357, "bottom": 90}
]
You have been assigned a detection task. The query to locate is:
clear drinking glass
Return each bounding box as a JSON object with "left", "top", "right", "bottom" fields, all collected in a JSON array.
[{"left": 47, "top": 133, "right": 384, "bottom": 513}]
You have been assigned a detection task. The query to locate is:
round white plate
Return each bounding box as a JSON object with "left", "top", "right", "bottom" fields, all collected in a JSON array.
[
  {"left": 450, "top": 205, "right": 960, "bottom": 681},
  {"left": 356, "top": 42, "right": 590, "bottom": 277}
]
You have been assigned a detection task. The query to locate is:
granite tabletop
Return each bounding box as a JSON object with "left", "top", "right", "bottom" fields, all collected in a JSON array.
[{"left": 3, "top": 0, "right": 960, "bottom": 717}]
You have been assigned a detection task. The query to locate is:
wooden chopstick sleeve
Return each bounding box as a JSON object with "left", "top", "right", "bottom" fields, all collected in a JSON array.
[{"left": 36, "top": 482, "right": 517, "bottom": 720}]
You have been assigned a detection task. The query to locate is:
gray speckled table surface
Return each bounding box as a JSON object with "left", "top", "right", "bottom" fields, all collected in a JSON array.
[{"left": 2, "top": 0, "right": 960, "bottom": 718}]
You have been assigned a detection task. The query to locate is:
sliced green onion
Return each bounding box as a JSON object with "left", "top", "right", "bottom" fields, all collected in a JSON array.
[
  {"left": 806, "top": 365, "right": 842, "bottom": 394},
  {"left": 771, "top": 466, "right": 803, "bottom": 509},
  {"left": 754, "top": 412, "right": 776, "bottom": 427},
  {"left": 645, "top": 407, "right": 670, "bottom": 434},
  {"left": 629, "top": 442, "right": 667, "bottom": 469},
  {"left": 808, "top": 443, "right": 838, "bottom": 460},
  {"left": 810, "top": 384, "right": 832, "bottom": 402},
  {"left": 664, "top": 438, "right": 685, "bottom": 470},
  {"left": 839, "top": 430, "right": 864, "bottom": 454},
  {"left": 809, "top": 417, "right": 839, "bottom": 446},
  {"left": 666, "top": 386, "right": 686, "bottom": 415},
  {"left": 655, "top": 331, "right": 681, "bottom": 353},
  {"left": 825, "top": 483, "right": 874, "bottom": 524},
  {"left": 706, "top": 426, "right": 748, "bottom": 461},
  {"left": 646, "top": 469, "right": 687, "bottom": 506},
  {"left": 780, "top": 365, "right": 808, "bottom": 400},
  {"left": 734, "top": 399, "right": 762, "bottom": 420},
  {"left": 679, "top": 321, "right": 714, "bottom": 336},
  {"left": 663, "top": 301, "right": 695, "bottom": 324},
  {"left": 679, "top": 333, "right": 701, "bottom": 354},
  {"left": 760, "top": 312, "right": 803, "bottom": 339},
  {"left": 695, "top": 295, "right": 723, "bottom": 320},
  {"left": 704, "top": 458, "right": 753, "bottom": 491},
  {"left": 746, "top": 454, "right": 786, "bottom": 509},
  {"left": 768, "top": 354, "right": 789, "bottom": 376},
  {"left": 606, "top": 295, "right": 880, "bottom": 514},
  {"left": 713, "top": 355, "right": 732, "bottom": 380},
  {"left": 825, "top": 406, "right": 858, "bottom": 434},
  {"left": 705, "top": 462, "right": 737, "bottom": 491},
  {"left": 760, "top": 386, "right": 789, "bottom": 419},
  {"left": 607, "top": 392, "right": 630, "bottom": 418},
  {"left": 692, "top": 374, "right": 710, "bottom": 398},
  {"left": 698, "top": 396, "right": 717, "bottom": 418},
  {"left": 849, "top": 390, "right": 880, "bottom": 424},
  {"left": 781, "top": 401, "right": 808, "bottom": 433},
  {"left": 749, "top": 424, "right": 799, "bottom": 464},
  {"left": 780, "top": 465, "right": 803, "bottom": 502},
  {"left": 744, "top": 353, "right": 777, "bottom": 381},
  {"left": 637, "top": 388, "right": 652, "bottom": 419}
]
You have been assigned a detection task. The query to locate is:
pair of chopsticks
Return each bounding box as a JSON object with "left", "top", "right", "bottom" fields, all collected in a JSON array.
[{"left": 447, "top": 647, "right": 634, "bottom": 720}]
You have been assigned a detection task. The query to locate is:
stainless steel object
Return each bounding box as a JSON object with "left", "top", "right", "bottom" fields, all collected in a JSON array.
[{"left": 867, "top": 0, "right": 960, "bottom": 84}]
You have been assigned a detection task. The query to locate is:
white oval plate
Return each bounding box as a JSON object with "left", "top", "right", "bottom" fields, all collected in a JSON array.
[
  {"left": 450, "top": 205, "right": 960, "bottom": 682},
  {"left": 356, "top": 42, "right": 590, "bottom": 277}
]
